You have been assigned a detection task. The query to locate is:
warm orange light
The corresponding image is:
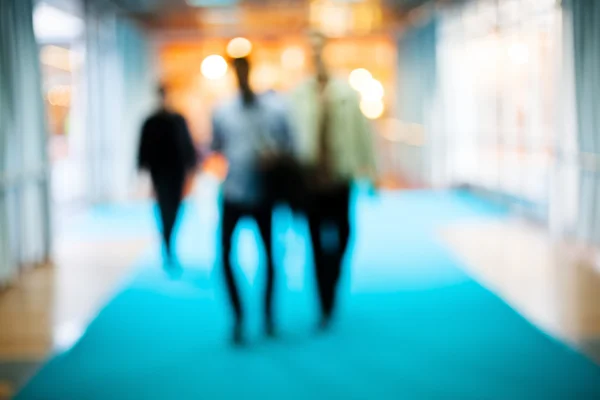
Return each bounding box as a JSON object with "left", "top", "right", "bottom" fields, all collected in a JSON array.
[
  {"left": 251, "top": 63, "right": 280, "bottom": 91},
  {"left": 201, "top": 55, "right": 228, "bottom": 80},
  {"left": 40, "top": 45, "right": 71, "bottom": 71},
  {"left": 349, "top": 68, "right": 372, "bottom": 92},
  {"left": 310, "top": 0, "right": 383, "bottom": 36},
  {"left": 47, "top": 85, "right": 71, "bottom": 107},
  {"left": 360, "top": 99, "right": 384, "bottom": 120},
  {"left": 361, "top": 78, "right": 384, "bottom": 101},
  {"left": 281, "top": 47, "right": 305, "bottom": 70},
  {"left": 226, "top": 37, "right": 252, "bottom": 59}
]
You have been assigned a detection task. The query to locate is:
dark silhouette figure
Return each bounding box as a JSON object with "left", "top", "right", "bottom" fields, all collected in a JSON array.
[
  {"left": 211, "top": 57, "right": 293, "bottom": 345},
  {"left": 138, "top": 85, "right": 197, "bottom": 264},
  {"left": 307, "top": 183, "right": 351, "bottom": 327}
]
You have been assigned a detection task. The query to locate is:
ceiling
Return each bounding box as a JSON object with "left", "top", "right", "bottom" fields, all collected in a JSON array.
[
  {"left": 115, "top": 0, "right": 307, "bottom": 14},
  {"left": 113, "top": 0, "right": 442, "bottom": 38},
  {"left": 114, "top": 0, "right": 433, "bottom": 13},
  {"left": 112, "top": 0, "right": 436, "bottom": 14}
]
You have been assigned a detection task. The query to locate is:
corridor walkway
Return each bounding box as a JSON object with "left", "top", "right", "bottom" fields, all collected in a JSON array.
[{"left": 12, "top": 184, "right": 600, "bottom": 399}]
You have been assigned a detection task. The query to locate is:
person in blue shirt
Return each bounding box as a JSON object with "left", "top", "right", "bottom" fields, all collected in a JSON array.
[{"left": 211, "top": 57, "right": 293, "bottom": 345}]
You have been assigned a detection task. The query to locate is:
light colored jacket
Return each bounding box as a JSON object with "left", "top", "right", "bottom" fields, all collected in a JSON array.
[{"left": 290, "top": 77, "right": 377, "bottom": 182}]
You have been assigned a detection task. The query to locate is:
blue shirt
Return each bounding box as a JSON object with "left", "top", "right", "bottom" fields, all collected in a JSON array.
[{"left": 211, "top": 93, "right": 294, "bottom": 205}]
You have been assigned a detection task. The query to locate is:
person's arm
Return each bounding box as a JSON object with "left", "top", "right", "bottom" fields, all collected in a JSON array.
[
  {"left": 352, "top": 92, "right": 378, "bottom": 182},
  {"left": 279, "top": 106, "right": 296, "bottom": 154},
  {"left": 210, "top": 112, "right": 224, "bottom": 154},
  {"left": 177, "top": 115, "right": 198, "bottom": 172},
  {"left": 137, "top": 118, "right": 151, "bottom": 171}
]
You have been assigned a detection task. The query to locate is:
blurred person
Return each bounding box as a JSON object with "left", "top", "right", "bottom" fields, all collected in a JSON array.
[
  {"left": 138, "top": 85, "right": 197, "bottom": 266},
  {"left": 291, "top": 30, "right": 377, "bottom": 330},
  {"left": 211, "top": 57, "right": 293, "bottom": 345}
]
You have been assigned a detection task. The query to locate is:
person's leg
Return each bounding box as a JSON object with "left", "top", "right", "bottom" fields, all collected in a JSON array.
[
  {"left": 308, "top": 206, "right": 331, "bottom": 321},
  {"left": 153, "top": 174, "right": 185, "bottom": 263},
  {"left": 254, "top": 204, "right": 276, "bottom": 336},
  {"left": 164, "top": 193, "right": 184, "bottom": 261},
  {"left": 221, "top": 201, "right": 244, "bottom": 344},
  {"left": 327, "top": 183, "right": 352, "bottom": 315},
  {"left": 155, "top": 189, "right": 176, "bottom": 262},
  {"left": 157, "top": 195, "right": 172, "bottom": 257}
]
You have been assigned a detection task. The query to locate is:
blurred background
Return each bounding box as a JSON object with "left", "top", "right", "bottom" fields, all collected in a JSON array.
[{"left": 2, "top": 0, "right": 600, "bottom": 398}]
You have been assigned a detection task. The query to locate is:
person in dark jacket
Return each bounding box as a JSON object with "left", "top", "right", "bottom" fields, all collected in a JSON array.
[{"left": 138, "top": 85, "right": 197, "bottom": 265}]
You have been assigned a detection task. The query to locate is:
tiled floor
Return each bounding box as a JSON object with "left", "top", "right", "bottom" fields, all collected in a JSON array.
[{"left": 442, "top": 219, "right": 600, "bottom": 363}]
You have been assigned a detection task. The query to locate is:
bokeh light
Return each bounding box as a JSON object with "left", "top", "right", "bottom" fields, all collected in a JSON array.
[
  {"left": 349, "top": 68, "right": 372, "bottom": 92},
  {"left": 361, "top": 78, "right": 384, "bottom": 101},
  {"left": 47, "top": 85, "right": 71, "bottom": 107},
  {"left": 281, "top": 46, "right": 305, "bottom": 70},
  {"left": 360, "top": 99, "right": 385, "bottom": 119},
  {"left": 201, "top": 55, "right": 228, "bottom": 80},
  {"left": 251, "top": 63, "right": 280, "bottom": 91},
  {"left": 226, "top": 37, "right": 252, "bottom": 59}
]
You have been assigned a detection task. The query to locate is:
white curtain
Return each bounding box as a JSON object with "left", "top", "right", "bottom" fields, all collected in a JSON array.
[
  {"left": 0, "top": 0, "right": 52, "bottom": 286},
  {"left": 435, "top": 0, "right": 561, "bottom": 220},
  {"left": 84, "top": 1, "right": 155, "bottom": 203},
  {"left": 115, "top": 14, "right": 156, "bottom": 201},
  {"left": 396, "top": 16, "right": 438, "bottom": 186},
  {"left": 549, "top": 2, "right": 579, "bottom": 240},
  {"left": 562, "top": 0, "right": 600, "bottom": 245}
]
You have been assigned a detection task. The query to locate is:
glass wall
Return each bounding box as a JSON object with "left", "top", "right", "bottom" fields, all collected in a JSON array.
[
  {"left": 436, "top": 0, "right": 564, "bottom": 220},
  {"left": 34, "top": 0, "right": 86, "bottom": 209},
  {"left": 35, "top": 0, "right": 155, "bottom": 206}
]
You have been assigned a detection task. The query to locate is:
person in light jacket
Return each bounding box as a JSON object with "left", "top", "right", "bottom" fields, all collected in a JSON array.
[
  {"left": 290, "top": 30, "right": 377, "bottom": 330},
  {"left": 211, "top": 57, "right": 294, "bottom": 345}
]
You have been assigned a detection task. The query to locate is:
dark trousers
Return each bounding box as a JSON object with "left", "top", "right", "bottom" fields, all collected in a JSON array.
[
  {"left": 307, "top": 182, "right": 351, "bottom": 318},
  {"left": 221, "top": 200, "right": 274, "bottom": 326},
  {"left": 152, "top": 171, "right": 185, "bottom": 259}
]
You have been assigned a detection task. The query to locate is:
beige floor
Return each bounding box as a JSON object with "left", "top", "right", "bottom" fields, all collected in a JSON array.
[
  {"left": 0, "top": 235, "right": 148, "bottom": 398},
  {"left": 0, "top": 383, "right": 12, "bottom": 400},
  {"left": 442, "top": 219, "right": 600, "bottom": 363}
]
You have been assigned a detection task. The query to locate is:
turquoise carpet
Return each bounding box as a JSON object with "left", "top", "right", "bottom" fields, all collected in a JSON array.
[{"left": 17, "top": 190, "right": 600, "bottom": 399}]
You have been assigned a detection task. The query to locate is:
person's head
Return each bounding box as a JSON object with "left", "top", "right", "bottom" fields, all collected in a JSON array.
[
  {"left": 307, "top": 29, "right": 328, "bottom": 82},
  {"left": 232, "top": 57, "right": 251, "bottom": 91},
  {"left": 157, "top": 84, "right": 168, "bottom": 109},
  {"left": 232, "top": 57, "right": 254, "bottom": 104}
]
